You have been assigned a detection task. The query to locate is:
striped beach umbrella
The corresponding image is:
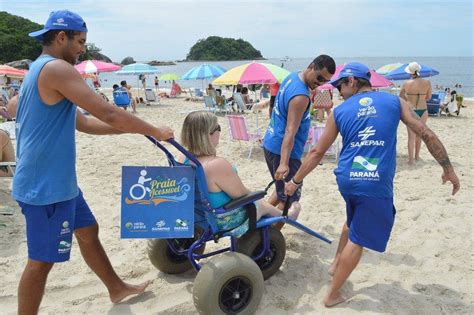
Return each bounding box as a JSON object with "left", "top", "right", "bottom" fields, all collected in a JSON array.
[
  {"left": 212, "top": 62, "right": 290, "bottom": 85},
  {"left": 0, "top": 65, "right": 27, "bottom": 78},
  {"left": 181, "top": 64, "right": 226, "bottom": 80}
]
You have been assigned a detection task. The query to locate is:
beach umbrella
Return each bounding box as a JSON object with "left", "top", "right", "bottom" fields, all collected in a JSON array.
[
  {"left": 318, "top": 64, "right": 394, "bottom": 90},
  {"left": 159, "top": 73, "right": 181, "bottom": 81},
  {"left": 384, "top": 63, "right": 440, "bottom": 80},
  {"left": 0, "top": 65, "right": 27, "bottom": 78},
  {"left": 115, "top": 63, "right": 160, "bottom": 94},
  {"left": 213, "top": 62, "right": 290, "bottom": 85},
  {"left": 181, "top": 64, "right": 226, "bottom": 80},
  {"left": 74, "top": 60, "right": 121, "bottom": 74},
  {"left": 115, "top": 63, "right": 160, "bottom": 75},
  {"left": 375, "top": 62, "right": 404, "bottom": 75}
]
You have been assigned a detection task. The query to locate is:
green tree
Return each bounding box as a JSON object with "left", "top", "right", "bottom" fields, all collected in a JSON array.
[
  {"left": 0, "top": 11, "right": 43, "bottom": 63},
  {"left": 186, "top": 36, "right": 263, "bottom": 61}
]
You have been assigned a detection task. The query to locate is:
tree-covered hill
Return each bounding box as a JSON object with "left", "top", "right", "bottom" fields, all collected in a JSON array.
[
  {"left": 0, "top": 11, "right": 43, "bottom": 64},
  {"left": 186, "top": 36, "right": 263, "bottom": 61}
]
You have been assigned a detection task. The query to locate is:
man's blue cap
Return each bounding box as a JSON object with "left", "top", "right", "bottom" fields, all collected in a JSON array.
[
  {"left": 29, "top": 10, "right": 88, "bottom": 41},
  {"left": 329, "top": 62, "right": 371, "bottom": 87}
]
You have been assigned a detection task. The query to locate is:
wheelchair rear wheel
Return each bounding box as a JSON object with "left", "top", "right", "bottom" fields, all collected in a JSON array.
[
  {"left": 147, "top": 227, "right": 205, "bottom": 274},
  {"left": 235, "top": 227, "right": 286, "bottom": 280},
  {"left": 193, "top": 252, "right": 264, "bottom": 315}
]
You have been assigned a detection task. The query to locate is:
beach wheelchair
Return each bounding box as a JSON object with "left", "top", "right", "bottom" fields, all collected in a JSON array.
[{"left": 145, "top": 137, "right": 331, "bottom": 314}]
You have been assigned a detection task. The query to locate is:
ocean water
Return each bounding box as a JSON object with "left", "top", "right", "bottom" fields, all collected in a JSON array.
[{"left": 99, "top": 57, "right": 474, "bottom": 97}]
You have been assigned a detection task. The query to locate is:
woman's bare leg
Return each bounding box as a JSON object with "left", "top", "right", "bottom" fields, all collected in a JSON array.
[{"left": 415, "top": 112, "right": 428, "bottom": 161}]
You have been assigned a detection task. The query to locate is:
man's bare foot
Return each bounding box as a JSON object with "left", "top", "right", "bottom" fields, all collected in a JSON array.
[
  {"left": 110, "top": 280, "right": 151, "bottom": 303},
  {"left": 324, "top": 290, "right": 348, "bottom": 307},
  {"left": 408, "top": 159, "right": 414, "bottom": 165},
  {"left": 288, "top": 202, "right": 301, "bottom": 220}
]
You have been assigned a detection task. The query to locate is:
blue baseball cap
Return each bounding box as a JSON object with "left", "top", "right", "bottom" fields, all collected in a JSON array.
[
  {"left": 329, "top": 62, "right": 371, "bottom": 87},
  {"left": 29, "top": 10, "right": 88, "bottom": 41}
]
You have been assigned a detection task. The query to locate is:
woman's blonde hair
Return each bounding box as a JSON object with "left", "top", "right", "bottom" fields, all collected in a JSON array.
[{"left": 181, "top": 111, "right": 218, "bottom": 157}]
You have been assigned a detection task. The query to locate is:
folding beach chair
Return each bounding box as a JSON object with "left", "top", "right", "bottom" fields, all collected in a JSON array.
[
  {"left": 226, "top": 115, "right": 262, "bottom": 159},
  {"left": 310, "top": 125, "right": 340, "bottom": 161},
  {"left": 112, "top": 89, "right": 130, "bottom": 109},
  {"left": 145, "top": 88, "right": 160, "bottom": 105},
  {"left": 203, "top": 95, "right": 218, "bottom": 113}
]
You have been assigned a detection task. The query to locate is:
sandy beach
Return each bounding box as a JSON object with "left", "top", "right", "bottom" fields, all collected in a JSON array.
[{"left": 0, "top": 94, "right": 472, "bottom": 314}]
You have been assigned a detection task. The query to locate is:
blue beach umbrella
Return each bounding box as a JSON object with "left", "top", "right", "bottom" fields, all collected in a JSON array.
[
  {"left": 384, "top": 64, "right": 439, "bottom": 80},
  {"left": 115, "top": 63, "right": 160, "bottom": 75},
  {"left": 181, "top": 64, "right": 226, "bottom": 80}
]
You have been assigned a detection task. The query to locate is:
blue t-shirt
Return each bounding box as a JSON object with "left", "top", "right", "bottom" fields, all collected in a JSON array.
[
  {"left": 12, "top": 55, "right": 78, "bottom": 205},
  {"left": 263, "top": 72, "right": 311, "bottom": 160},
  {"left": 333, "top": 91, "right": 400, "bottom": 198}
]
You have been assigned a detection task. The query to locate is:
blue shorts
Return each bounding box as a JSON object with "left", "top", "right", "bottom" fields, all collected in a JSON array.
[
  {"left": 342, "top": 194, "right": 396, "bottom": 253},
  {"left": 18, "top": 189, "right": 97, "bottom": 263},
  {"left": 264, "top": 148, "right": 302, "bottom": 204}
]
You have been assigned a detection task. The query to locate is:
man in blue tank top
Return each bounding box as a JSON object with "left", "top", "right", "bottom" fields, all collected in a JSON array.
[
  {"left": 13, "top": 10, "right": 174, "bottom": 314},
  {"left": 284, "top": 63, "right": 460, "bottom": 307},
  {"left": 262, "top": 55, "right": 335, "bottom": 219}
]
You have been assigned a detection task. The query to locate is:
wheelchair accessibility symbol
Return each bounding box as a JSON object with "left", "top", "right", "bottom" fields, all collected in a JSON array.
[{"left": 129, "top": 169, "right": 152, "bottom": 200}]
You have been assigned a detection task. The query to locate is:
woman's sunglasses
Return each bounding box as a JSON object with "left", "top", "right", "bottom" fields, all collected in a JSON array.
[{"left": 210, "top": 124, "right": 221, "bottom": 134}]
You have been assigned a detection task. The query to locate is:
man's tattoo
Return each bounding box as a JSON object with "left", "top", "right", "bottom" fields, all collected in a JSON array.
[{"left": 419, "top": 125, "right": 452, "bottom": 170}]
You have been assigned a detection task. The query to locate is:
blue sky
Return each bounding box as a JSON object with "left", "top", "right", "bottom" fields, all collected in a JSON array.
[{"left": 2, "top": 0, "right": 473, "bottom": 62}]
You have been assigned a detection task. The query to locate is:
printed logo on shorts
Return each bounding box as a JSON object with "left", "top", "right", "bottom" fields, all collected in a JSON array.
[
  {"left": 60, "top": 221, "right": 71, "bottom": 236},
  {"left": 350, "top": 126, "right": 385, "bottom": 148},
  {"left": 350, "top": 156, "right": 380, "bottom": 181},
  {"left": 58, "top": 241, "right": 71, "bottom": 254}
]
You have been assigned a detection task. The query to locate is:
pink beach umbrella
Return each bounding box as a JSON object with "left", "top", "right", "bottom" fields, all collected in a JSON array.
[
  {"left": 213, "top": 62, "right": 290, "bottom": 85},
  {"left": 74, "top": 60, "right": 121, "bottom": 74},
  {"left": 318, "top": 64, "right": 393, "bottom": 90}
]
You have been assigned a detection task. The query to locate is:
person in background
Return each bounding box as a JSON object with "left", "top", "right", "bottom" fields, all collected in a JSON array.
[
  {"left": 311, "top": 88, "right": 334, "bottom": 122},
  {"left": 154, "top": 76, "right": 159, "bottom": 92},
  {"left": 120, "top": 80, "right": 137, "bottom": 113},
  {"left": 92, "top": 72, "right": 101, "bottom": 89},
  {"left": 0, "top": 129, "right": 15, "bottom": 177},
  {"left": 269, "top": 82, "right": 280, "bottom": 118},
  {"left": 399, "top": 62, "right": 432, "bottom": 165}
]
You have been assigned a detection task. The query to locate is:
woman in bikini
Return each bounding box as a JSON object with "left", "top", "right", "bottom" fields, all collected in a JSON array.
[
  {"left": 179, "top": 111, "right": 301, "bottom": 222},
  {"left": 399, "top": 62, "right": 432, "bottom": 165}
]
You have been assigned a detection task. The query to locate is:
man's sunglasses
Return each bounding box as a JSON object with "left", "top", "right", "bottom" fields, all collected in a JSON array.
[
  {"left": 314, "top": 67, "right": 331, "bottom": 84},
  {"left": 210, "top": 124, "right": 221, "bottom": 134},
  {"left": 336, "top": 78, "right": 350, "bottom": 92}
]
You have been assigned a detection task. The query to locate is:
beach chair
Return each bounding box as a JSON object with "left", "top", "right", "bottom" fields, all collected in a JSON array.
[
  {"left": 310, "top": 125, "right": 340, "bottom": 161},
  {"left": 427, "top": 92, "right": 444, "bottom": 116},
  {"left": 142, "top": 137, "right": 331, "bottom": 314},
  {"left": 226, "top": 115, "right": 262, "bottom": 159},
  {"left": 112, "top": 89, "right": 130, "bottom": 109},
  {"left": 203, "top": 95, "right": 218, "bottom": 113},
  {"left": 194, "top": 88, "right": 203, "bottom": 97},
  {"left": 145, "top": 88, "right": 160, "bottom": 105},
  {"left": 233, "top": 92, "right": 248, "bottom": 113}
]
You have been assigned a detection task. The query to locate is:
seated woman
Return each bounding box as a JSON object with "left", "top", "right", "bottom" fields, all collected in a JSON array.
[
  {"left": 241, "top": 87, "right": 254, "bottom": 109},
  {"left": 179, "top": 111, "right": 301, "bottom": 222},
  {"left": 0, "top": 129, "right": 15, "bottom": 177}
]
